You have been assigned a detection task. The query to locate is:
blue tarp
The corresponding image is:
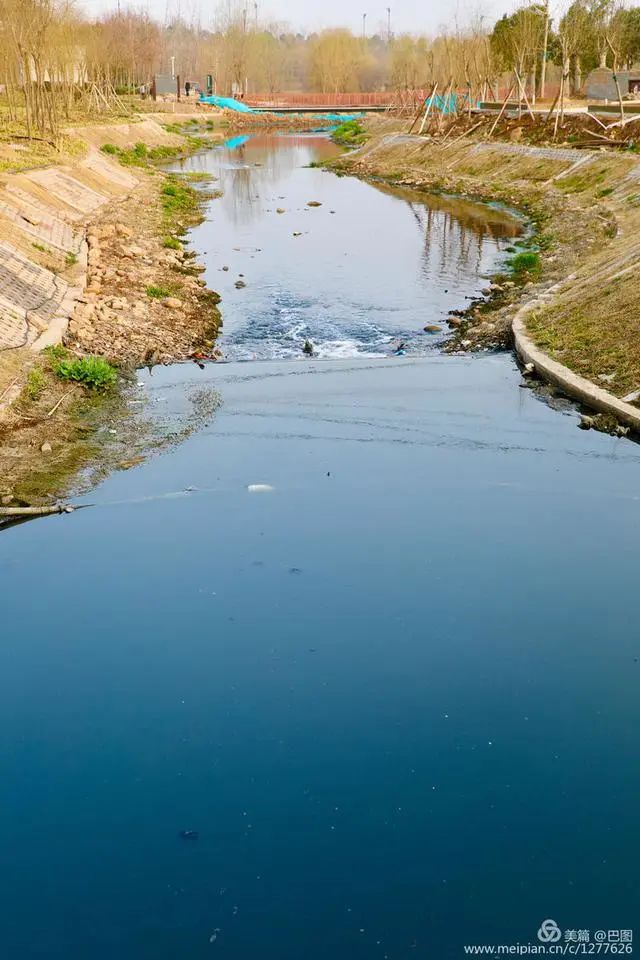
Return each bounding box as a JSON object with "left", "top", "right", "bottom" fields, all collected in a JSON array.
[
  {"left": 199, "top": 94, "right": 255, "bottom": 113},
  {"left": 199, "top": 95, "right": 364, "bottom": 123},
  {"left": 424, "top": 93, "right": 480, "bottom": 115},
  {"left": 425, "top": 93, "right": 459, "bottom": 115}
]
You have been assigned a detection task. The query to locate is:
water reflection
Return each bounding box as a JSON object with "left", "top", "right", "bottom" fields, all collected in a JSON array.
[{"left": 171, "top": 134, "right": 522, "bottom": 360}]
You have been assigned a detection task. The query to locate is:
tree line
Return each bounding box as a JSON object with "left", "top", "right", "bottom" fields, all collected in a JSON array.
[{"left": 1, "top": 0, "right": 640, "bottom": 141}]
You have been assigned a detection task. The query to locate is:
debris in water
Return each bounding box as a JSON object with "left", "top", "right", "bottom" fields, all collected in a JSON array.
[
  {"left": 303, "top": 339, "right": 314, "bottom": 356},
  {"left": 209, "top": 928, "right": 220, "bottom": 943},
  {"left": 247, "top": 483, "right": 274, "bottom": 493},
  {"left": 179, "top": 830, "right": 199, "bottom": 840}
]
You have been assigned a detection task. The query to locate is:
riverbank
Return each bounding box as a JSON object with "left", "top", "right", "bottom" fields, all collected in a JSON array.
[
  {"left": 0, "top": 116, "right": 224, "bottom": 506},
  {"left": 334, "top": 120, "right": 640, "bottom": 430}
]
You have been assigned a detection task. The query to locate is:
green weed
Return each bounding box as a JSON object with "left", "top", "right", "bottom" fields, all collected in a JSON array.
[
  {"left": 331, "top": 120, "right": 368, "bottom": 147},
  {"left": 146, "top": 284, "right": 171, "bottom": 299},
  {"left": 24, "top": 365, "right": 47, "bottom": 401},
  {"left": 508, "top": 251, "right": 541, "bottom": 277},
  {"left": 45, "top": 346, "right": 118, "bottom": 391}
]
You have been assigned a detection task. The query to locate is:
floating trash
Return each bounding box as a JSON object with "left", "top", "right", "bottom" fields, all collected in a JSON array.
[{"left": 247, "top": 483, "right": 274, "bottom": 493}]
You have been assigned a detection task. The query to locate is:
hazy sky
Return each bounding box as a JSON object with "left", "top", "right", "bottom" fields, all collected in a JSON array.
[{"left": 77, "top": 0, "right": 517, "bottom": 35}]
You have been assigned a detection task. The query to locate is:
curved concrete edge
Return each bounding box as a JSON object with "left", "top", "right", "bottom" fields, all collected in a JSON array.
[{"left": 513, "top": 294, "right": 640, "bottom": 430}]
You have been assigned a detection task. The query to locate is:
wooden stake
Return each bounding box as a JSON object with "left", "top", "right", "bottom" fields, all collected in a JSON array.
[
  {"left": 488, "top": 82, "right": 515, "bottom": 138},
  {"left": 417, "top": 83, "right": 438, "bottom": 135},
  {"left": 514, "top": 70, "right": 535, "bottom": 120}
]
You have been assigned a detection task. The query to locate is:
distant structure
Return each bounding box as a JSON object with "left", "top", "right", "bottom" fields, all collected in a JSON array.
[{"left": 586, "top": 67, "right": 640, "bottom": 101}]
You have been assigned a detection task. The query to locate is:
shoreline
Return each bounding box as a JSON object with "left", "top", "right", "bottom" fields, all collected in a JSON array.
[
  {"left": 0, "top": 116, "right": 225, "bottom": 507},
  {"left": 332, "top": 122, "right": 640, "bottom": 434},
  {"left": 3, "top": 116, "right": 639, "bottom": 510}
]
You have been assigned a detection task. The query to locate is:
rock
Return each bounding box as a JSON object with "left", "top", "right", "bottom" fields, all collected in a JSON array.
[
  {"left": 578, "top": 415, "right": 595, "bottom": 430},
  {"left": 615, "top": 424, "right": 630, "bottom": 437},
  {"left": 40, "top": 442, "right": 52, "bottom": 454},
  {"left": 509, "top": 127, "right": 523, "bottom": 142},
  {"left": 307, "top": 201, "right": 322, "bottom": 207},
  {"left": 116, "top": 223, "right": 133, "bottom": 238},
  {"left": 423, "top": 324, "right": 442, "bottom": 333},
  {"left": 276, "top": 208, "right": 286, "bottom": 214},
  {"left": 522, "top": 362, "right": 535, "bottom": 376},
  {"left": 162, "top": 297, "right": 182, "bottom": 309},
  {"left": 222, "top": 265, "right": 229, "bottom": 271},
  {"left": 293, "top": 232, "right": 302, "bottom": 237},
  {"left": 1, "top": 494, "right": 14, "bottom": 505},
  {"left": 98, "top": 224, "right": 116, "bottom": 239},
  {"left": 448, "top": 317, "right": 462, "bottom": 327},
  {"left": 123, "top": 245, "right": 145, "bottom": 258},
  {"left": 235, "top": 280, "right": 246, "bottom": 289}
]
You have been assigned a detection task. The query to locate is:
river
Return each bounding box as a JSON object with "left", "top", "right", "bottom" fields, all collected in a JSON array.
[{"left": 1, "top": 133, "right": 638, "bottom": 959}]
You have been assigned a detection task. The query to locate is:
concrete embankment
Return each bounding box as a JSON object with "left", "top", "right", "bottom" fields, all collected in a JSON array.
[
  {"left": 0, "top": 115, "right": 221, "bottom": 504},
  {"left": 338, "top": 126, "right": 640, "bottom": 430}
]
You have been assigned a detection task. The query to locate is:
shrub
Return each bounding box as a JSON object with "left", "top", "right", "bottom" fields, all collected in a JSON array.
[
  {"left": 331, "top": 120, "right": 368, "bottom": 146},
  {"left": 100, "top": 143, "right": 119, "bottom": 155},
  {"left": 65, "top": 252, "right": 78, "bottom": 266}
]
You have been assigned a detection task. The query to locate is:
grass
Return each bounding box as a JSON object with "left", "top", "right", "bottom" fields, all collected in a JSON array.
[
  {"left": 526, "top": 269, "right": 640, "bottom": 396},
  {"left": 146, "top": 284, "right": 171, "bottom": 299},
  {"left": 65, "top": 252, "right": 78, "bottom": 266},
  {"left": 100, "top": 140, "right": 184, "bottom": 167},
  {"left": 331, "top": 120, "right": 368, "bottom": 147},
  {"left": 162, "top": 235, "right": 182, "bottom": 250},
  {"left": 22, "top": 365, "right": 47, "bottom": 402},
  {"left": 507, "top": 251, "right": 541, "bottom": 277},
  {"left": 45, "top": 346, "right": 118, "bottom": 391}
]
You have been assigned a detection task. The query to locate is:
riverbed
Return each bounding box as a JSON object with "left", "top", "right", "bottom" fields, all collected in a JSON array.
[{"left": 1, "top": 133, "right": 638, "bottom": 959}]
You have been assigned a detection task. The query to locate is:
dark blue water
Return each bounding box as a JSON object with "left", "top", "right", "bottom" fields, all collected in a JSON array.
[{"left": 1, "top": 137, "right": 639, "bottom": 960}]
